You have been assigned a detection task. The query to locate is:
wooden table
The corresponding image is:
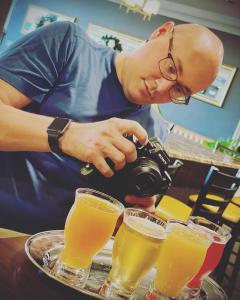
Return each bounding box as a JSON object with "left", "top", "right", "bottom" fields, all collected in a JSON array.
[
  {"left": 165, "top": 132, "right": 240, "bottom": 170},
  {"left": 163, "top": 132, "right": 239, "bottom": 200},
  {"left": 0, "top": 236, "right": 94, "bottom": 300}
]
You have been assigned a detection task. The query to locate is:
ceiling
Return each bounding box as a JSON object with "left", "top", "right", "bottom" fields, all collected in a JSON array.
[{"left": 108, "top": 0, "right": 240, "bottom": 36}]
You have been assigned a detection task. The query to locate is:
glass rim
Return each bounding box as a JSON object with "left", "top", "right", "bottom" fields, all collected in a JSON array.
[
  {"left": 125, "top": 207, "right": 166, "bottom": 222},
  {"left": 167, "top": 218, "right": 214, "bottom": 243},
  {"left": 167, "top": 218, "right": 188, "bottom": 225},
  {"left": 188, "top": 216, "right": 232, "bottom": 241},
  {"left": 75, "top": 187, "right": 125, "bottom": 213}
]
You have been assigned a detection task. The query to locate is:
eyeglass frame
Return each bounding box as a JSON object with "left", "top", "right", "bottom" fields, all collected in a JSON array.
[{"left": 158, "top": 28, "right": 190, "bottom": 105}]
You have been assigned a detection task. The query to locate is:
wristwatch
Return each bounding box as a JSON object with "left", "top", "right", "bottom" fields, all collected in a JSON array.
[{"left": 47, "top": 117, "right": 72, "bottom": 153}]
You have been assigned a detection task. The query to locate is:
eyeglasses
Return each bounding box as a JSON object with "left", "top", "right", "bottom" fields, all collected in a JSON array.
[{"left": 158, "top": 29, "right": 190, "bottom": 105}]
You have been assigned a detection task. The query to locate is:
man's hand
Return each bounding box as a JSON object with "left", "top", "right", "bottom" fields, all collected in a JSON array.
[
  {"left": 60, "top": 117, "right": 148, "bottom": 177},
  {"left": 124, "top": 195, "right": 157, "bottom": 213}
]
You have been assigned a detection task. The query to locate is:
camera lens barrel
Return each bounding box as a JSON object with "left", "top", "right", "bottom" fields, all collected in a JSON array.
[{"left": 129, "top": 158, "right": 164, "bottom": 197}]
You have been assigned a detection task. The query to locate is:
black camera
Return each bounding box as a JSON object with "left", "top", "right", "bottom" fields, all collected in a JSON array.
[{"left": 80, "top": 135, "right": 183, "bottom": 199}]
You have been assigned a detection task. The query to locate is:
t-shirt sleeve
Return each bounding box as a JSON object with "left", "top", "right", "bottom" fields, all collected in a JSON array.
[{"left": 0, "top": 21, "right": 75, "bottom": 103}]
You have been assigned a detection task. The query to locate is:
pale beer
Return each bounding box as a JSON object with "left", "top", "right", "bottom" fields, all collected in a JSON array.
[{"left": 100, "top": 208, "right": 166, "bottom": 299}]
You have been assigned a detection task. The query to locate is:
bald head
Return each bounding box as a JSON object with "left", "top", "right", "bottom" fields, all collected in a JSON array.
[
  {"left": 173, "top": 23, "right": 224, "bottom": 93},
  {"left": 115, "top": 21, "right": 224, "bottom": 105}
]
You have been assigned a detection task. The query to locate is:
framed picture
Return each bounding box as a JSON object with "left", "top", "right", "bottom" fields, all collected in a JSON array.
[
  {"left": 21, "top": 4, "right": 76, "bottom": 35},
  {"left": 192, "top": 64, "right": 237, "bottom": 107},
  {"left": 87, "top": 23, "right": 144, "bottom": 52}
]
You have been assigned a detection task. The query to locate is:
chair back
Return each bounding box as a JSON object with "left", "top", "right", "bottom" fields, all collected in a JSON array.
[{"left": 192, "top": 166, "right": 240, "bottom": 223}]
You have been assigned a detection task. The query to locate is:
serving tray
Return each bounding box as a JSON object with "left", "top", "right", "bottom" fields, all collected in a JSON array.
[{"left": 25, "top": 230, "right": 227, "bottom": 300}]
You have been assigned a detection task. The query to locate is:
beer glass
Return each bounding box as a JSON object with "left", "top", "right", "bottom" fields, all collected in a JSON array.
[
  {"left": 54, "top": 188, "right": 124, "bottom": 287},
  {"left": 99, "top": 208, "right": 166, "bottom": 299},
  {"left": 147, "top": 219, "right": 212, "bottom": 300},
  {"left": 180, "top": 216, "right": 231, "bottom": 300}
]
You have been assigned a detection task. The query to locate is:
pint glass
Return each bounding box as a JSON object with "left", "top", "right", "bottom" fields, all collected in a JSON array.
[
  {"left": 180, "top": 216, "right": 231, "bottom": 299},
  {"left": 147, "top": 219, "right": 211, "bottom": 300},
  {"left": 54, "top": 188, "right": 124, "bottom": 287},
  {"left": 100, "top": 208, "right": 166, "bottom": 299}
]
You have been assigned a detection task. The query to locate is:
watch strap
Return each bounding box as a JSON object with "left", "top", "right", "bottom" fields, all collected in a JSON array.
[
  {"left": 47, "top": 117, "right": 72, "bottom": 153},
  {"left": 48, "top": 130, "right": 62, "bottom": 153}
]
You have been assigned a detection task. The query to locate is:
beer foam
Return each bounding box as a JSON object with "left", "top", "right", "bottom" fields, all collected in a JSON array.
[
  {"left": 77, "top": 194, "right": 120, "bottom": 213},
  {"left": 188, "top": 223, "right": 226, "bottom": 244},
  {"left": 169, "top": 223, "right": 210, "bottom": 245},
  {"left": 125, "top": 216, "right": 166, "bottom": 239}
]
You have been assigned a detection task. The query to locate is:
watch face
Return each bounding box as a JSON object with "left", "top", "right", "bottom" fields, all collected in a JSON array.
[{"left": 48, "top": 117, "right": 71, "bottom": 133}]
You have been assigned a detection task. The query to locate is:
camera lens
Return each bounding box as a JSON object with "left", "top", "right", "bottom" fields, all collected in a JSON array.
[
  {"left": 135, "top": 173, "right": 156, "bottom": 191},
  {"left": 129, "top": 158, "right": 163, "bottom": 197}
]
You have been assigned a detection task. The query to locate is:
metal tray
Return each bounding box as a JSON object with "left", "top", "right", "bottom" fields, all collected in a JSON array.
[{"left": 25, "top": 230, "right": 227, "bottom": 300}]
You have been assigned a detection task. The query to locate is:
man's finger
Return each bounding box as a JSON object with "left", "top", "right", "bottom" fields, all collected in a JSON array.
[
  {"left": 102, "top": 145, "right": 127, "bottom": 171},
  {"left": 120, "top": 120, "right": 148, "bottom": 145},
  {"left": 94, "top": 157, "right": 114, "bottom": 177},
  {"left": 113, "top": 136, "right": 137, "bottom": 163}
]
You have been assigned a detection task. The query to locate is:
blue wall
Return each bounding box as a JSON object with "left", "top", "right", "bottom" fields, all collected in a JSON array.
[{"left": 1, "top": 0, "right": 239, "bottom": 139}]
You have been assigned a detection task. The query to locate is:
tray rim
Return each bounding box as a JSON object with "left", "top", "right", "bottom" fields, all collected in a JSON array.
[
  {"left": 24, "top": 230, "right": 228, "bottom": 300},
  {"left": 25, "top": 229, "right": 104, "bottom": 299}
]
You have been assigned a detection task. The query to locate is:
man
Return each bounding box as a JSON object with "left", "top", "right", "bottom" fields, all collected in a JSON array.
[{"left": 0, "top": 21, "right": 223, "bottom": 233}]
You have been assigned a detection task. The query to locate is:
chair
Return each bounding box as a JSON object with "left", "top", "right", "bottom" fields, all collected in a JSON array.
[
  {"left": 188, "top": 193, "right": 224, "bottom": 207},
  {"left": 195, "top": 189, "right": 240, "bottom": 297},
  {"left": 155, "top": 166, "right": 240, "bottom": 223},
  {"left": 155, "top": 195, "right": 192, "bottom": 222},
  {"left": 191, "top": 166, "right": 240, "bottom": 222},
  {"left": 232, "top": 196, "right": 240, "bottom": 206},
  {"left": 186, "top": 172, "right": 240, "bottom": 295},
  {"left": 213, "top": 204, "right": 240, "bottom": 297},
  {"left": 188, "top": 191, "right": 240, "bottom": 208},
  {"left": 155, "top": 166, "right": 240, "bottom": 297}
]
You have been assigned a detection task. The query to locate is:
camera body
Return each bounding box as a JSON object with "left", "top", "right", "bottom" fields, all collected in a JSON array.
[{"left": 80, "top": 136, "right": 182, "bottom": 199}]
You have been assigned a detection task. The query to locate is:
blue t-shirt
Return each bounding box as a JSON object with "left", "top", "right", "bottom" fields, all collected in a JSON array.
[{"left": 0, "top": 21, "right": 169, "bottom": 232}]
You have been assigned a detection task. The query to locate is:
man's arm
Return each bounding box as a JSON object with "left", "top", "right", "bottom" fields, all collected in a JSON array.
[
  {"left": 0, "top": 79, "right": 148, "bottom": 177},
  {"left": 0, "top": 79, "right": 32, "bottom": 108},
  {"left": 0, "top": 79, "right": 52, "bottom": 152},
  {"left": 0, "top": 80, "right": 155, "bottom": 210}
]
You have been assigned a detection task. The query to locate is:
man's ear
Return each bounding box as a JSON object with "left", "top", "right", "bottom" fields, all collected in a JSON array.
[{"left": 149, "top": 21, "right": 175, "bottom": 41}]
